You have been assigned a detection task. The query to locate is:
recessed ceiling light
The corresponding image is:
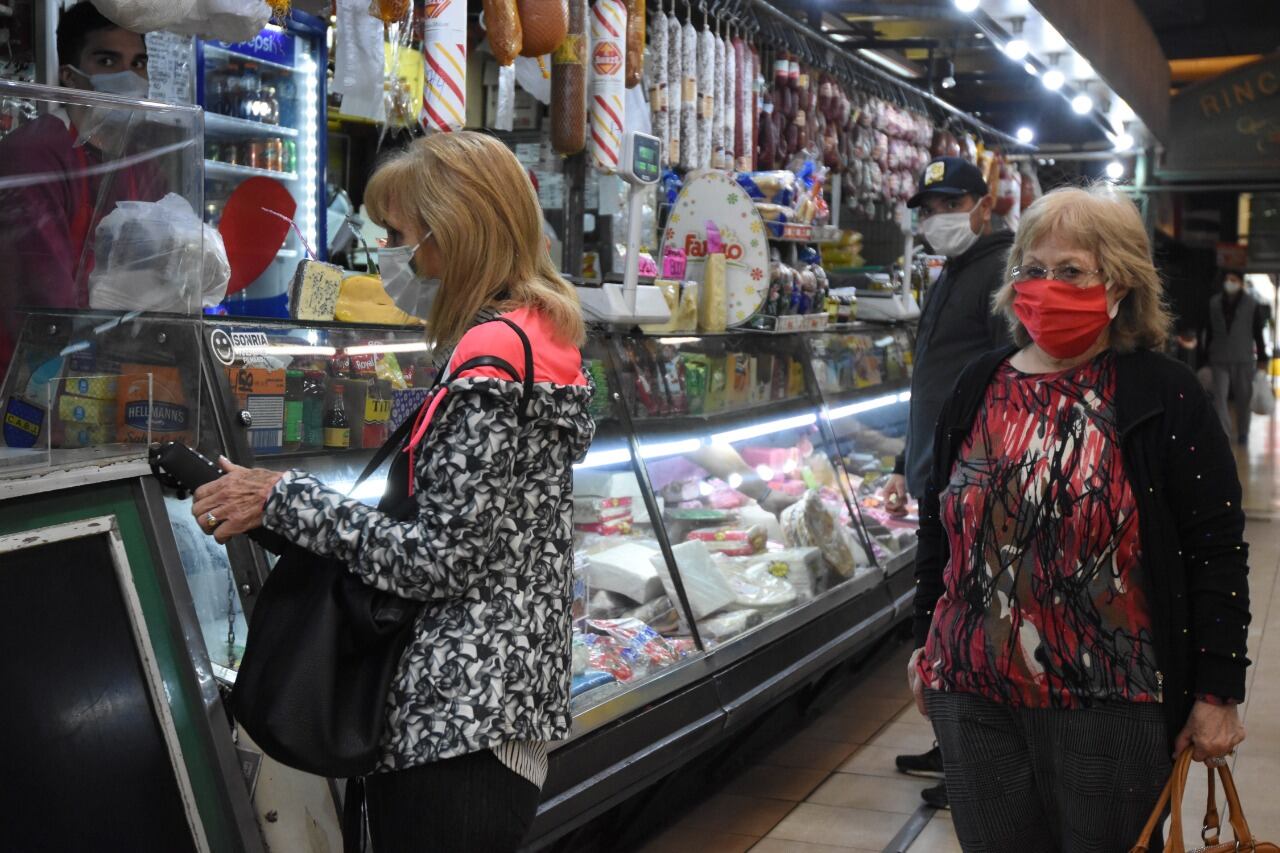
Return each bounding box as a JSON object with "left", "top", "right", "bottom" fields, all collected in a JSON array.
[
  {"left": 1105, "top": 160, "right": 1124, "bottom": 180},
  {"left": 1072, "top": 93, "right": 1094, "bottom": 114},
  {"left": 1016, "top": 126, "right": 1035, "bottom": 144},
  {"left": 1004, "top": 39, "right": 1029, "bottom": 61},
  {"left": 1024, "top": 62, "right": 1038, "bottom": 75},
  {"left": 1113, "top": 131, "right": 1135, "bottom": 151},
  {"left": 1042, "top": 69, "right": 1065, "bottom": 91},
  {"left": 954, "top": 0, "right": 980, "bottom": 12}
]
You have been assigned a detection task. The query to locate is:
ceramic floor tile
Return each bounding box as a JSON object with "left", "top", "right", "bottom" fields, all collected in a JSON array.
[
  {"left": 826, "top": 693, "right": 913, "bottom": 725},
  {"left": 766, "top": 803, "right": 908, "bottom": 850},
  {"left": 864, "top": 720, "right": 937, "bottom": 754},
  {"left": 907, "top": 817, "right": 964, "bottom": 853},
  {"left": 675, "top": 792, "right": 797, "bottom": 838},
  {"left": 806, "top": 772, "right": 932, "bottom": 815},
  {"left": 635, "top": 826, "right": 760, "bottom": 853},
  {"left": 836, "top": 744, "right": 918, "bottom": 779},
  {"left": 723, "top": 764, "right": 831, "bottom": 802},
  {"left": 749, "top": 838, "right": 875, "bottom": 853},
  {"left": 802, "top": 713, "right": 889, "bottom": 746},
  {"left": 760, "top": 736, "right": 862, "bottom": 773}
]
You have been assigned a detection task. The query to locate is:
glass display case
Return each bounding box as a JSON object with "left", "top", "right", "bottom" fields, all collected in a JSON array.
[{"left": 0, "top": 81, "right": 204, "bottom": 476}]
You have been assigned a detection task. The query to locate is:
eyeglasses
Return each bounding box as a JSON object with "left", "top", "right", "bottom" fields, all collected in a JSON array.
[{"left": 1010, "top": 264, "right": 1104, "bottom": 286}]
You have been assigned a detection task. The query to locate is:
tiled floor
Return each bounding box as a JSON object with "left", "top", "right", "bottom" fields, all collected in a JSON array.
[{"left": 637, "top": 412, "right": 1280, "bottom": 853}]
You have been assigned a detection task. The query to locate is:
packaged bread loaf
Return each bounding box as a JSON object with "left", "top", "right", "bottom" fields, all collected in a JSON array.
[
  {"left": 517, "top": 0, "right": 568, "bottom": 56},
  {"left": 624, "top": 0, "right": 644, "bottom": 88},
  {"left": 421, "top": 0, "right": 468, "bottom": 131},
  {"left": 666, "top": 13, "right": 682, "bottom": 166},
  {"left": 484, "top": 0, "right": 523, "bottom": 65},
  {"left": 588, "top": 0, "right": 626, "bottom": 172},
  {"left": 551, "top": 0, "right": 588, "bottom": 154}
]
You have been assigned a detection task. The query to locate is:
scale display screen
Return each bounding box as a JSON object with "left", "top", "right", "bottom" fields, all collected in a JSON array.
[{"left": 625, "top": 132, "right": 661, "bottom": 185}]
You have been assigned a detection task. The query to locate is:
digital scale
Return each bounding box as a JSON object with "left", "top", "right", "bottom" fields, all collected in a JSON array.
[{"left": 577, "top": 132, "right": 673, "bottom": 326}]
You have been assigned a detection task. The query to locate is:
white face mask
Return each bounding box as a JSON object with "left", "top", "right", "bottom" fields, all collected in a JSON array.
[
  {"left": 70, "top": 67, "right": 150, "bottom": 99},
  {"left": 379, "top": 231, "right": 438, "bottom": 318},
  {"left": 919, "top": 211, "right": 980, "bottom": 258},
  {"left": 1224, "top": 279, "right": 1243, "bottom": 296}
]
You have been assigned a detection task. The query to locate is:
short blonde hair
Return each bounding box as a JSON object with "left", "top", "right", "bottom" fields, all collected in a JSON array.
[
  {"left": 993, "top": 184, "right": 1172, "bottom": 352},
  {"left": 365, "top": 131, "right": 585, "bottom": 348}
]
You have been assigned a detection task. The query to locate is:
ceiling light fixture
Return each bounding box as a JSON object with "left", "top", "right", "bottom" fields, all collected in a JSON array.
[
  {"left": 1113, "top": 131, "right": 1135, "bottom": 151},
  {"left": 1072, "top": 93, "right": 1094, "bottom": 114},
  {"left": 1024, "top": 61, "right": 1038, "bottom": 76},
  {"left": 857, "top": 48, "right": 921, "bottom": 78},
  {"left": 939, "top": 58, "right": 957, "bottom": 89},
  {"left": 1042, "top": 68, "right": 1065, "bottom": 91},
  {"left": 954, "top": 0, "right": 980, "bottom": 12},
  {"left": 1105, "top": 160, "right": 1124, "bottom": 180},
  {"left": 1016, "top": 126, "right": 1035, "bottom": 144},
  {"left": 1004, "top": 38, "right": 1029, "bottom": 61}
]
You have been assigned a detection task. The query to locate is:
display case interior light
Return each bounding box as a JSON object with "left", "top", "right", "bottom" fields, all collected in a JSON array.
[
  {"left": 344, "top": 341, "right": 430, "bottom": 356},
  {"left": 827, "top": 390, "right": 911, "bottom": 422},
  {"left": 298, "top": 52, "right": 320, "bottom": 256},
  {"left": 1112, "top": 131, "right": 1135, "bottom": 152},
  {"left": 575, "top": 447, "right": 632, "bottom": 469},
  {"left": 711, "top": 413, "right": 817, "bottom": 445},
  {"left": 953, "top": 0, "right": 980, "bottom": 12}
]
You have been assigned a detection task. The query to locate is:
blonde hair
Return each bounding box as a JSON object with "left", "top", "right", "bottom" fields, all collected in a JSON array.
[
  {"left": 365, "top": 131, "right": 585, "bottom": 348},
  {"left": 993, "top": 184, "right": 1172, "bottom": 353}
]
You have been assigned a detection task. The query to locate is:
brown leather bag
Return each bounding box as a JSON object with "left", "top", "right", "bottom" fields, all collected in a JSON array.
[{"left": 1131, "top": 749, "right": 1280, "bottom": 853}]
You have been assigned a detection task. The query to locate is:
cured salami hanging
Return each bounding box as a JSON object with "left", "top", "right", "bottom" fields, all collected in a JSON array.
[
  {"left": 588, "top": 0, "right": 627, "bottom": 173},
  {"left": 648, "top": 11, "right": 667, "bottom": 163},
  {"left": 679, "top": 20, "right": 697, "bottom": 169},
  {"left": 624, "top": 0, "right": 644, "bottom": 88},
  {"left": 697, "top": 26, "right": 713, "bottom": 168},
  {"left": 723, "top": 34, "right": 735, "bottom": 171},
  {"left": 711, "top": 32, "right": 725, "bottom": 168},
  {"left": 667, "top": 12, "right": 682, "bottom": 167},
  {"left": 421, "top": 0, "right": 468, "bottom": 132},
  {"left": 551, "top": 0, "right": 588, "bottom": 154}
]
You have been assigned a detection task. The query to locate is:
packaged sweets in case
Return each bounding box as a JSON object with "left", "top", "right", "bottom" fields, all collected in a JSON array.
[
  {"left": 587, "top": 617, "right": 683, "bottom": 670},
  {"left": 680, "top": 353, "right": 709, "bottom": 414},
  {"left": 686, "top": 524, "right": 767, "bottom": 556}
]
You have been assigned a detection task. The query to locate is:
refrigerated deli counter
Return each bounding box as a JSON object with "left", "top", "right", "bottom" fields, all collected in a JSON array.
[{"left": 0, "top": 309, "right": 917, "bottom": 851}]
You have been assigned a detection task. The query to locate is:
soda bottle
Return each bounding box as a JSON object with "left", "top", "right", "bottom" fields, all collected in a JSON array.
[
  {"left": 302, "top": 370, "right": 326, "bottom": 449},
  {"left": 324, "top": 383, "right": 351, "bottom": 449},
  {"left": 363, "top": 378, "right": 390, "bottom": 448},
  {"left": 283, "top": 368, "right": 304, "bottom": 451}
]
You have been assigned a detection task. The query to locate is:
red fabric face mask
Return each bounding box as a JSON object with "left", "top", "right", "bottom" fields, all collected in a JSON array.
[{"left": 1012, "top": 278, "right": 1117, "bottom": 360}]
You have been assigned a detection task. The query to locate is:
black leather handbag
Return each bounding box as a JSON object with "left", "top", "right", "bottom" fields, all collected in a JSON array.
[{"left": 230, "top": 317, "right": 534, "bottom": 779}]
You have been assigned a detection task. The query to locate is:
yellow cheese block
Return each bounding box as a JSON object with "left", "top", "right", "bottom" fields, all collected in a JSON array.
[
  {"left": 334, "top": 275, "right": 425, "bottom": 326},
  {"left": 699, "top": 253, "right": 727, "bottom": 333}
]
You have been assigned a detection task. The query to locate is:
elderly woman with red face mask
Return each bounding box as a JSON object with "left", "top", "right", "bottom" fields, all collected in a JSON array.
[{"left": 907, "top": 185, "right": 1251, "bottom": 853}]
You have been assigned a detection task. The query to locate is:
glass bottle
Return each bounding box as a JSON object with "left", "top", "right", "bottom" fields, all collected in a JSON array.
[
  {"left": 324, "top": 383, "right": 351, "bottom": 449},
  {"left": 283, "top": 368, "right": 304, "bottom": 452},
  {"left": 302, "top": 370, "right": 326, "bottom": 450}
]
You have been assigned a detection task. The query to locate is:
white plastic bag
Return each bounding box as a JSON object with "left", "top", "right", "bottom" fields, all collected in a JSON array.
[
  {"left": 1252, "top": 372, "right": 1275, "bottom": 416},
  {"left": 89, "top": 193, "right": 230, "bottom": 313},
  {"left": 93, "top": 0, "right": 271, "bottom": 44}
]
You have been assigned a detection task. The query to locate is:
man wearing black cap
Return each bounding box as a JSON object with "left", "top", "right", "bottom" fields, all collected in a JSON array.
[{"left": 883, "top": 156, "right": 1014, "bottom": 811}]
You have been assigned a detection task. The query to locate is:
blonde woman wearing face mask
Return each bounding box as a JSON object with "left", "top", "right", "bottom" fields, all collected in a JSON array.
[
  {"left": 908, "top": 185, "right": 1251, "bottom": 852},
  {"left": 190, "top": 132, "right": 595, "bottom": 852}
]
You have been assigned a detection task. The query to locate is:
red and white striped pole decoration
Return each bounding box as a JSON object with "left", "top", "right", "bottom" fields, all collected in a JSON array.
[
  {"left": 421, "top": 0, "right": 467, "bottom": 132},
  {"left": 588, "top": 0, "right": 627, "bottom": 173}
]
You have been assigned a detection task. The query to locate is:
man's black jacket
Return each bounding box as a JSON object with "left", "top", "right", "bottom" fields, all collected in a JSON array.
[{"left": 913, "top": 345, "right": 1251, "bottom": 748}]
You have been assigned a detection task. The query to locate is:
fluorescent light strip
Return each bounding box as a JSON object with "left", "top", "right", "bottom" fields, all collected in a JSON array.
[
  {"left": 344, "top": 341, "right": 430, "bottom": 356},
  {"left": 574, "top": 447, "right": 631, "bottom": 469},
  {"left": 856, "top": 49, "right": 919, "bottom": 79},
  {"left": 827, "top": 390, "right": 911, "bottom": 421},
  {"left": 641, "top": 438, "right": 704, "bottom": 459},
  {"left": 712, "top": 413, "right": 817, "bottom": 444},
  {"left": 234, "top": 344, "right": 338, "bottom": 357}
]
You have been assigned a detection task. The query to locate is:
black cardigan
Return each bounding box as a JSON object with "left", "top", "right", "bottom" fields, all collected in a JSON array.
[{"left": 912, "top": 346, "right": 1252, "bottom": 744}]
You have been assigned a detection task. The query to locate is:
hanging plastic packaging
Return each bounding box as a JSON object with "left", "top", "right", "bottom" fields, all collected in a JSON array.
[
  {"left": 624, "top": 0, "right": 645, "bottom": 88},
  {"left": 420, "top": 0, "right": 468, "bottom": 132},
  {"left": 588, "top": 0, "right": 627, "bottom": 173},
  {"left": 495, "top": 63, "right": 517, "bottom": 130},
  {"left": 484, "top": 0, "right": 523, "bottom": 64}
]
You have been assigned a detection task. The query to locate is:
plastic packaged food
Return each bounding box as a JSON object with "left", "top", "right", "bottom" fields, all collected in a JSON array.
[
  {"left": 624, "top": 0, "right": 644, "bottom": 88},
  {"left": 686, "top": 524, "right": 767, "bottom": 556},
  {"left": 587, "top": 617, "right": 681, "bottom": 669},
  {"left": 517, "top": 0, "right": 568, "bottom": 56},
  {"left": 666, "top": 14, "right": 682, "bottom": 167},
  {"left": 484, "top": 0, "right": 523, "bottom": 65},
  {"left": 551, "top": 0, "right": 588, "bottom": 154},
  {"left": 580, "top": 633, "right": 635, "bottom": 681},
  {"left": 421, "top": 0, "right": 468, "bottom": 131},
  {"left": 587, "top": 0, "right": 626, "bottom": 172}
]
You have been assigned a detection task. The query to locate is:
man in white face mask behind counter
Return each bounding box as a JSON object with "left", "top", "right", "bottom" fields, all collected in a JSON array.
[
  {"left": 0, "top": 2, "right": 159, "bottom": 378},
  {"left": 879, "top": 156, "right": 1013, "bottom": 811}
]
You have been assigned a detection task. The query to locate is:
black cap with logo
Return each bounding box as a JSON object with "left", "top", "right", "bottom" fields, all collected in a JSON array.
[{"left": 906, "top": 156, "right": 989, "bottom": 208}]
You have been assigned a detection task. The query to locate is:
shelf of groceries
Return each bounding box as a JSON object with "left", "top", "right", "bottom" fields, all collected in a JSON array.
[{"left": 0, "top": 308, "right": 918, "bottom": 737}]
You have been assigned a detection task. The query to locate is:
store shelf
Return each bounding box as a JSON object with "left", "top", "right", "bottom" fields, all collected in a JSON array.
[
  {"left": 204, "top": 44, "right": 298, "bottom": 74},
  {"left": 205, "top": 112, "right": 298, "bottom": 139},
  {"left": 204, "top": 160, "right": 298, "bottom": 183}
]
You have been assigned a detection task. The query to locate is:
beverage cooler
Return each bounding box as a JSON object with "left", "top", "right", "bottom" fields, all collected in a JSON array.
[{"left": 195, "top": 12, "right": 328, "bottom": 318}]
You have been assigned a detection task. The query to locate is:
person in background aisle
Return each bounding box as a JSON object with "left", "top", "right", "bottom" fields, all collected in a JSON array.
[
  {"left": 189, "top": 132, "right": 596, "bottom": 852},
  {"left": 910, "top": 185, "right": 1250, "bottom": 853},
  {"left": 0, "top": 1, "right": 156, "bottom": 378},
  {"left": 880, "top": 156, "right": 1014, "bottom": 810},
  {"left": 1205, "top": 268, "right": 1270, "bottom": 445}
]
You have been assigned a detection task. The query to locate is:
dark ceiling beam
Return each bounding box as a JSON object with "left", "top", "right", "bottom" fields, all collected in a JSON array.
[{"left": 816, "top": 1, "right": 964, "bottom": 18}]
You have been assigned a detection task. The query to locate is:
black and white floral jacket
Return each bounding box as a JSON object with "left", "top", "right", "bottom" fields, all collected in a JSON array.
[{"left": 262, "top": 307, "right": 595, "bottom": 771}]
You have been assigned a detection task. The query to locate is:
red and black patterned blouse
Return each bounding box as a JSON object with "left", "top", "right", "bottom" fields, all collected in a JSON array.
[{"left": 918, "top": 351, "right": 1164, "bottom": 707}]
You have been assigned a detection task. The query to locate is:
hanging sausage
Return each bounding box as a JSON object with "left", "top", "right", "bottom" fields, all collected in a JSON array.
[
  {"left": 648, "top": 10, "right": 667, "bottom": 163},
  {"left": 679, "top": 20, "right": 697, "bottom": 169},
  {"left": 711, "top": 32, "right": 725, "bottom": 169},
  {"left": 421, "top": 0, "right": 468, "bottom": 132},
  {"left": 667, "top": 11, "right": 682, "bottom": 167},
  {"left": 484, "top": 0, "right": 523, "bottom": 65},
  {"left": 551, "top": 0, "right": 588, "bottom": 154},
  {"left": 696, "top": 25, "right": 713, "bottom": 168},
  {"left": 588, "top": 0, "right": 627, "bottom": 172},
  {"left": 517, "top": 0, "right": 569, "bottom": 57},
  {"left": 624, "top": 0, "right": 644, "bottom": 88},
  {"left": 723, "top": 32, "right": 735, "bottom": 171}
]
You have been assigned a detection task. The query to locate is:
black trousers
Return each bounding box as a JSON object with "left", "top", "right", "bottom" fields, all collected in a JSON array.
[
  {"left": 926, "top": 690, "right": 1169, "bottom": 853},
  {"left": 355, "top": 749, "right": 541, "bottom": 853}
]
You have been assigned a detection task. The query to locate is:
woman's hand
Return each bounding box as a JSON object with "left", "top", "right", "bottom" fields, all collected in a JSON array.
[
  {"left": 191, "top": 457, "right": 284, "bottom": 544},
  {"left": 1173, "top": 701, "right": 1246, "bottom": 763},
  {"left": 908, "top": 647, "right": 928, "bottom": 718},
  {"left": 880, "top": 474, "right": 909, "bottom": 516}
]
